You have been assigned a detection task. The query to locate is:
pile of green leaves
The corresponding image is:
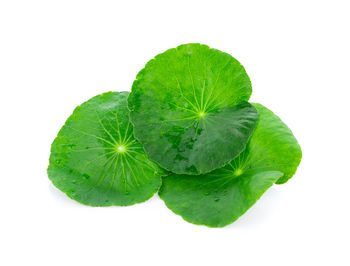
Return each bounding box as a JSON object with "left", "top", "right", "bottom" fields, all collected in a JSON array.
[{"left": 48, "top": 43, "right": 302, "bottom": 227}]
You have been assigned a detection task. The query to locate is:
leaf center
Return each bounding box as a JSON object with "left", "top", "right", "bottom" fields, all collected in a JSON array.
[
  {"left": 234, "top": 168, "right": 243, "bottom": 176},
  {"left": 197, "top": 110, "right": 207, "bottom": 118},
  {"left": 116, "top": 145, "right": 127, "bottom": 153}
]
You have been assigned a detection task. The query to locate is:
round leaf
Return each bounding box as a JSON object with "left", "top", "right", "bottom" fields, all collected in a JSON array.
[
  {"left": 250, "top": 103, "right": 302, "bottom": 184},
  {"left": 128, "top": 43, "right": 257, "bottom": 174},
  {"left": 159, "top": 170, "right": 283, "bottom": 227},
  {"left": 48, "top": 92, "right": 164, "bottom": 206},
  {"left": 159, "top": 103, "right": 302, "bottom": 227}
]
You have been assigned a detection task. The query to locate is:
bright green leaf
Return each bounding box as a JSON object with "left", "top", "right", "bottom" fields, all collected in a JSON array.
[
  {"left": 159, "top": 170, "right": 283, "bottom": 227},
  {"left": 250, "top": 103, "right": 302, "bottom": 184},
  {"left": 48, "top": 92, "right": 164, "bottom": 206},
  {"left": 128, "top": 43, "right": 257, "bottom": 175},
  {"left": 159, "top": 103, "right": 302, "bottom": 227}
]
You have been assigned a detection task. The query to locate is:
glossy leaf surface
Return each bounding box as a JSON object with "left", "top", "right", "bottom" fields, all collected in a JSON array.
[
  {"left": 48, "top": 92, "right": 164, "bottom": 206},
  {"left": 159, "top": 103, "right": 302, "bottom": 227},
  {"left": 128, "top": 43, "right": 257, "bottom": 174},
  {"left": 250, "top": 104, "right": 302, "bottom": 184}
]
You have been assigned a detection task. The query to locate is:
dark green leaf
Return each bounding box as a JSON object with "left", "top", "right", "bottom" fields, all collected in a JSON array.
[
  {"left": 159, "top": 103, "right": 302, "bottom": 227},
  {"left": 48, "top": 92, "right": 164, "bottom": 206},
  {"left": 128, "top": 43, "right": 257, "bottom": 174}
]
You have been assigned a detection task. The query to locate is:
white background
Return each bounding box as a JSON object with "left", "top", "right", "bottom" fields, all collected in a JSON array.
[{"left": 1, "top": 1, "right": 349, "bottom": 265}]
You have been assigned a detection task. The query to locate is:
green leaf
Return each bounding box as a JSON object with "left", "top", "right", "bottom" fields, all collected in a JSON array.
[
  {"left": 128, "top": 43, "right": 257, "bottom": 175},
  {"left": 48, "top": 92, "right": 165, "bottom": 206},
  {"left": 159, "top": 170, "right": 283, "bottom": 227},
  {"left": 250, "top": 103, "right": 302, "bottom": 184},
  {"left": 159, "top": 103, "right": 302, "bottom": 227}
]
